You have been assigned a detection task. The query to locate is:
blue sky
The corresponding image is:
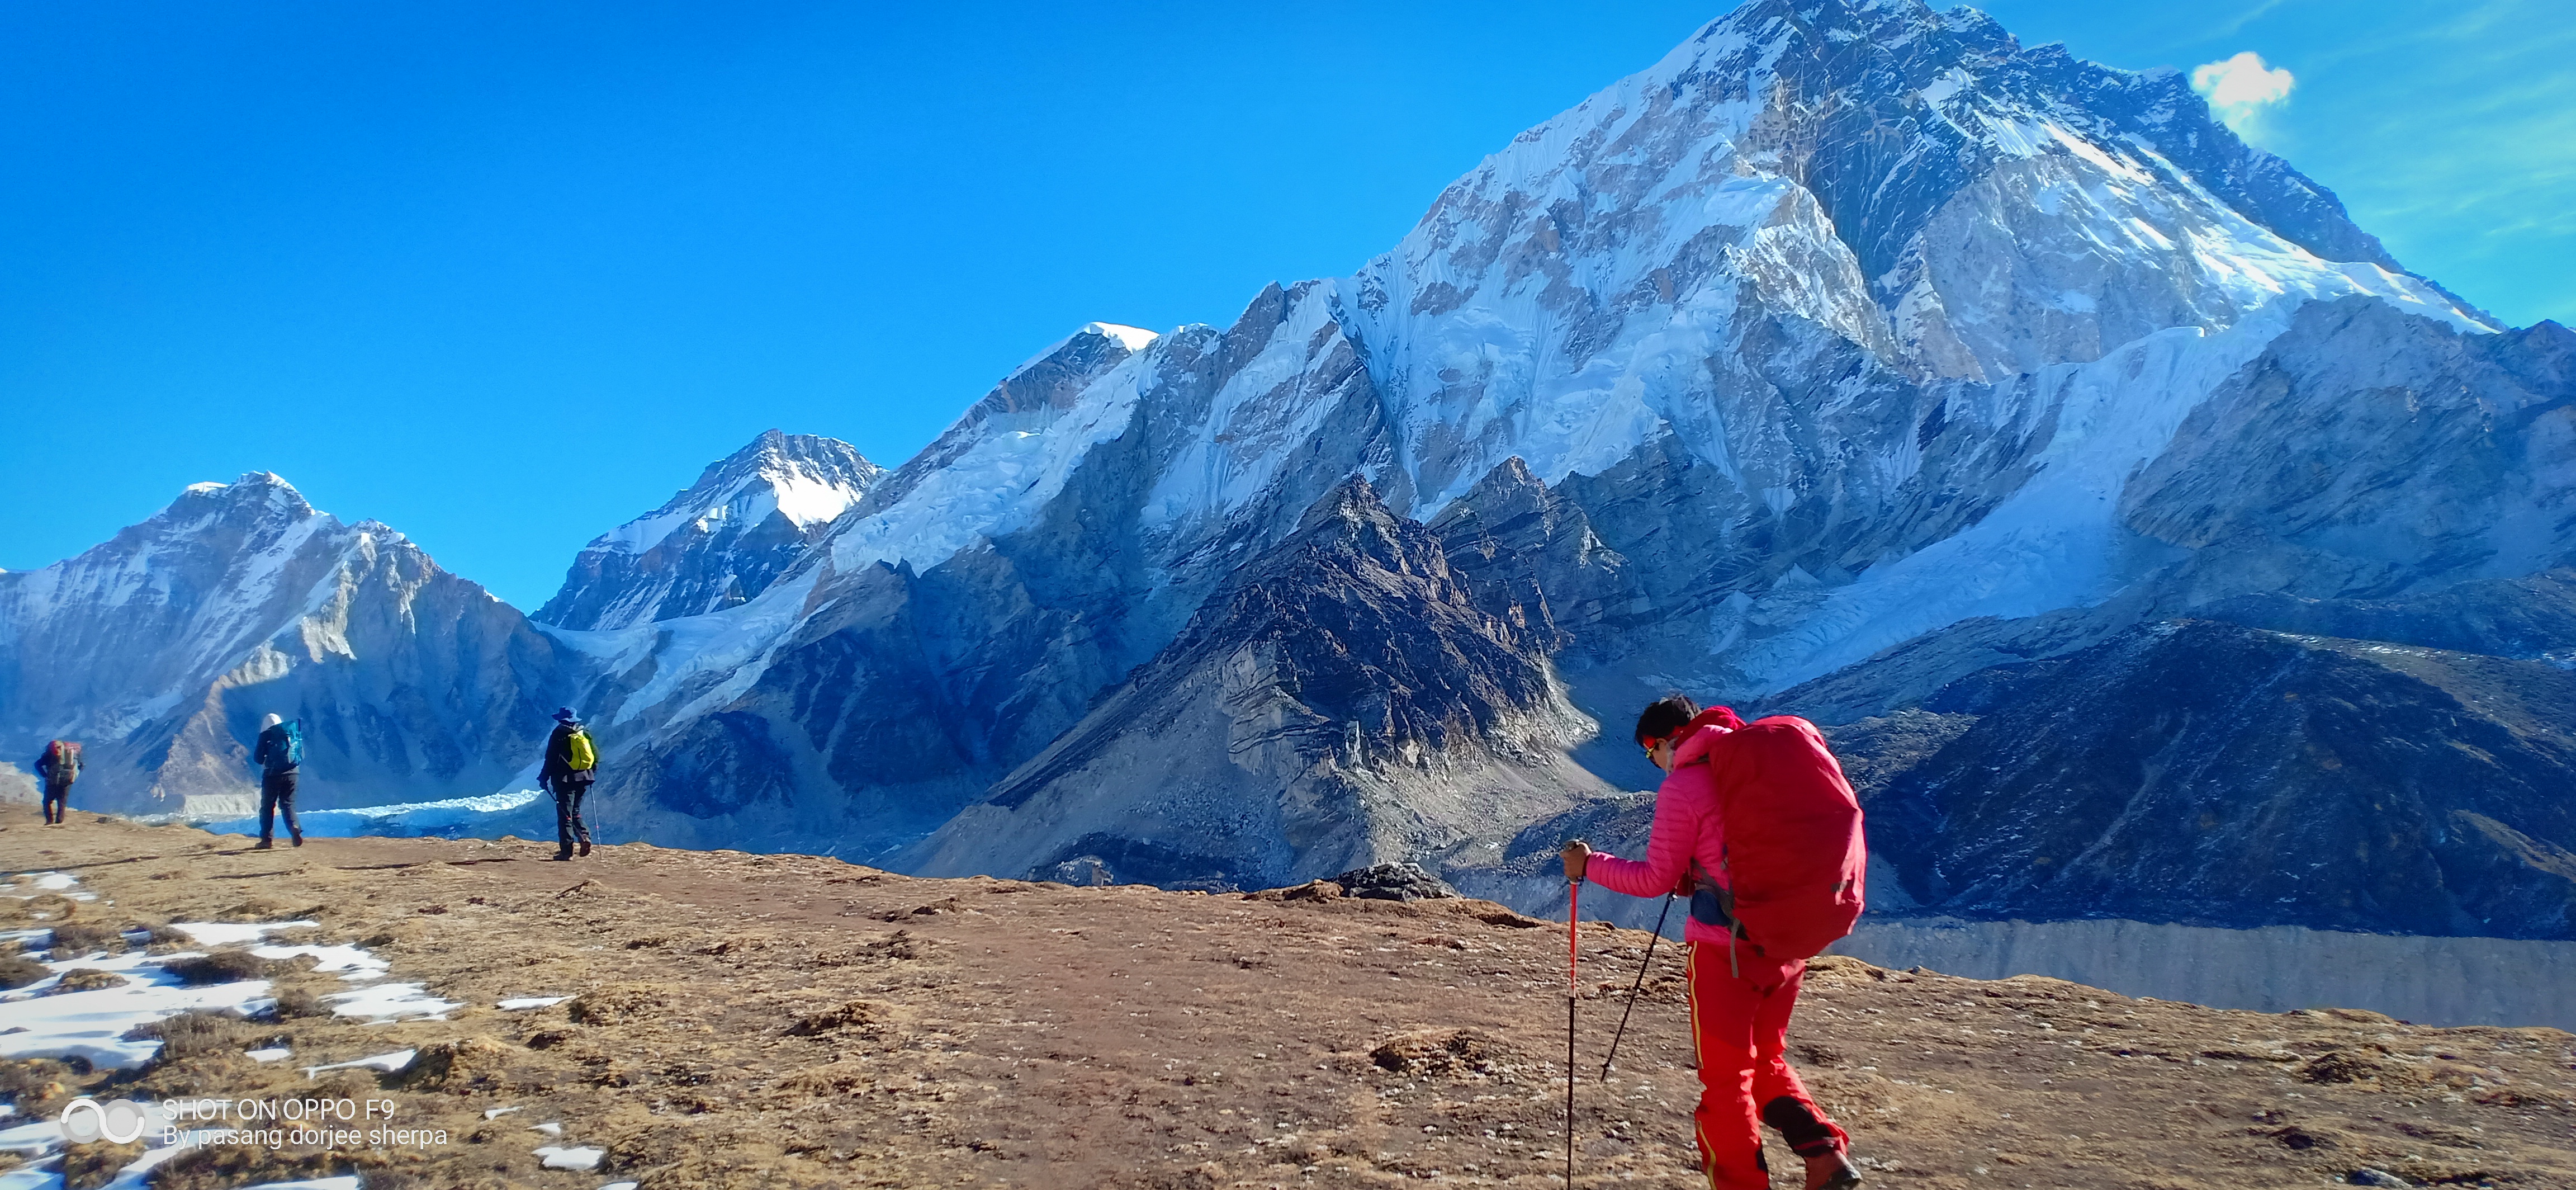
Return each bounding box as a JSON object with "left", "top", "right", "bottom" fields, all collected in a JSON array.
[{"left": 4, "top": 0, "right": 2568, "bottom": 610}]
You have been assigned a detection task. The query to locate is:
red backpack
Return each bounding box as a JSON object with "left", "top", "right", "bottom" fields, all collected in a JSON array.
[{"left": 1702, "top": 716, "right": 1867, "bottom": 960}]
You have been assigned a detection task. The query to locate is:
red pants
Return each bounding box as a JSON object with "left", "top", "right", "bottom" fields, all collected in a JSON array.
[{"left": 1685, "top": 940, "right": 1847, "bottom": 1189}]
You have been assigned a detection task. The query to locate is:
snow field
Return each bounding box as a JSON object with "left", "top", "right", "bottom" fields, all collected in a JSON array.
[{"left": 0, "top": 870, "right": 543, "bottom": 1189}]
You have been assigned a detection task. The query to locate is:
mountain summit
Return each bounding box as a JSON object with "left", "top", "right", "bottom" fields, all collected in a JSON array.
[
  {"left": 0, "top": 474, "right": 567, "bottom": 813},
  {"left": 536, "top": 431, "right": 884, "bottom": 631}
]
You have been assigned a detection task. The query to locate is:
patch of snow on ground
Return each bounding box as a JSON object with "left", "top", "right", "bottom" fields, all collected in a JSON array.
[
  {"left": 166, "top": 920, "right": 319, "bottom": 947},
  {"left": 2, "top": 871, "right": 99, "bottom": 905},
  {"left": 250, "top": 943, "right": 387, "bottom": 982},
  {"left": 323, "top": 981, "right": 460, "bottom": 1022},
  {"left": 300, "top": 1049, "right": 415, "bottom": 1078},
  {"left": 498, "top": 995, "right": 571, "bottom": 1010},
  {"left": 0, "top": 870, "right": 460, "bottom": 1188},
  {"left": 536, "top": 1145, "right": 607, "bottom": 1171},
  {"left": 1, "top": 947, "right": 275, "bottom": 1069}
]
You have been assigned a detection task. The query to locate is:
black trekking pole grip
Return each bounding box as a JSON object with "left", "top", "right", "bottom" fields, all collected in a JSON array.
[{"left": 1599, "top": 891, "right": 1674, "bottom": 1081}]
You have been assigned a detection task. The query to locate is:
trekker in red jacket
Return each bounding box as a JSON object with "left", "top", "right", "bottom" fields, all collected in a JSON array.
[{"left": 1562, "top": 695, "right": 1861, "bottom": 1190}]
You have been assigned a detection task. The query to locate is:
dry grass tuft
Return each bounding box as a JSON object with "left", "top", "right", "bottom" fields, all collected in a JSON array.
[{"left": 1369, "top": 1027, "right": 1498, "bottom": 1075}]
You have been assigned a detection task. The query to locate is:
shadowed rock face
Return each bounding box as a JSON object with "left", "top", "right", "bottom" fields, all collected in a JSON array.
[
  {"left": 1860, "top": 620, "right": 2576, "bottom": 941},
  {"left": 902, "top": 479, "right": 1607, "bottom": 890},
  {"left": 0, "top": 474, "right": 572, "bottom": 814},
  {"left": 2124, "top": 303, "right": 2576, "bottom": 602},
  {"left": 2197, "top": 569, "right": 2576, "bottom": 662},
  {"left": 536, "top": 431, "right": 884, "bottom": 631}
]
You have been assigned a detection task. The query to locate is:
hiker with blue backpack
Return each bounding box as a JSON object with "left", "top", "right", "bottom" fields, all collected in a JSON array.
[
  {"left": 540, "top": 707, "right": 599, "bottom": 860},
  {"left": 251, "top": 712, "right": 305, "bottom": 848}
]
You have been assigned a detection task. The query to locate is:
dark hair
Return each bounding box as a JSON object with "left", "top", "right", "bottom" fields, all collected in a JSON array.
[{"left": 1633, "top": 694, "right": 1698, "bottom": 746}]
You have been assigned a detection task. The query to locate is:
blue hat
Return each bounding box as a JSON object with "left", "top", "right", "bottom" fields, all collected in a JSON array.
[{"left": 553, "top": 707, "right": 580, "bottom": 723}]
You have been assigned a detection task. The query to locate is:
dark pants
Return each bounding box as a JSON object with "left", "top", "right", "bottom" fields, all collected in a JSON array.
[
  {"left": 259, "top": 769, "right": 301, "bottom": 843},
  {"left": 552, "top": 781, "right": 591, "bottom": 854},
  {"left": 42, "top": 780, "right": 70, "bottom": 824}
]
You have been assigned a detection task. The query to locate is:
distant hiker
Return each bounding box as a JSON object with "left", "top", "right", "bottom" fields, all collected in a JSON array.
[
  {"left": 540, "top": 707, "right": 598, "bottom": 860},
  {"left": 1561, "top": 695, "right": 1867, "bottom": 1190},
  {"left": 32, "top": 740, "right": 80, "bottom": 826},
  {"left": 251, "top": 713, "right": 305, "bottom": 849}
]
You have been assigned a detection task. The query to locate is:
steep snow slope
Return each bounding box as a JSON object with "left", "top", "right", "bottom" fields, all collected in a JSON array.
[
  {"left": 0, "top": 475, "right": 571, "bottom": 813},
  {"left": 536, "top": 430, "right": 884, "bottom": 630}
]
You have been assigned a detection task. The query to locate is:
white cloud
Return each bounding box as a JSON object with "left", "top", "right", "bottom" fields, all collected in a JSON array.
[{"left": 2191, "top": 51, "right": 2296, "bottom": 139}]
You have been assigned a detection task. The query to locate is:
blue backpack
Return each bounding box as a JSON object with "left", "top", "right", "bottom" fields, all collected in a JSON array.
[{"left": 263, "top": 721, "right": 305, "bottom": 773}]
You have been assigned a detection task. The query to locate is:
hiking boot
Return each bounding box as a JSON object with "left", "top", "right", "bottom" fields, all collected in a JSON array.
[
  {"left": 548, "top": 852, "right": 574, "bottom": 861},
  {"left": 291, "top": 835, "right": 304, "bottom": 847},
  {"left": 1805, "top": 1153, "right": 1862, "bottom": 1189},
  {"left": 254, "top": 839, "right": 274, "bottom": 849},
  {"left": 577, "top": 840, "right": 591, "bottom": 857}
]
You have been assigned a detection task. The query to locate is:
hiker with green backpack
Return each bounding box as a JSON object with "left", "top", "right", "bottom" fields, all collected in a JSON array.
[{"left": 541, "top": 707, "right": 599, "bottom": 860}]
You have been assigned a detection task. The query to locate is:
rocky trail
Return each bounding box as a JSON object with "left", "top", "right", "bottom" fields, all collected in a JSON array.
[{"left": 3, "top": 811, "right": 2570, "bottom": 1189}]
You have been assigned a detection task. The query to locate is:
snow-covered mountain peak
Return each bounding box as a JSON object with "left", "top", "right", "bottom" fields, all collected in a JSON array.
[
  {"left": 705, "top": 429, "right": 886, "bottom": 530},
  {"left": 533, "top": 432, "right": 884, "bottom": 631},
  {"left": 1330, "top": 0, "right": 2490, "bottom": 521},
  {"left": 1082, "top": 322, "right": 1159, "bottom": 353},
  {"left": 168, "top": 471, "right": 317, "bottom": 522}
]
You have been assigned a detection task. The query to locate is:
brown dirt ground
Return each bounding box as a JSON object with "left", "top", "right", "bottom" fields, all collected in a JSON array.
[{"left": 3, "top": 810, "right": 2571, "bottom": 1189}]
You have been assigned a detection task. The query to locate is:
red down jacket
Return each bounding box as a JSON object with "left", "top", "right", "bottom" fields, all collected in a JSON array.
[{"left": 1585, "top": 714, "right": 1867, "bottom": 960}]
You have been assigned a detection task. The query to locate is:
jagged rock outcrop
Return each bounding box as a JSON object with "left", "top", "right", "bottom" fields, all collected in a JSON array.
[
  {"left": 902, "top": 479, "right": 1608, "bottom": 889},
  {"left": 0, "top": 474, "right": 572, "bottom": 813},
  {"left": 536, "top": 430, "right": 884, "bottom": 630}
]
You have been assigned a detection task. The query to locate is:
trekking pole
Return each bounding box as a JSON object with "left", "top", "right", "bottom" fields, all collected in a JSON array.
[
  {"left": 1564, "top": 877, "right": 1579, "bottom": 1188},
  {"left": 1599, "top": 891, "right": 1674, "bottom": 1082}
]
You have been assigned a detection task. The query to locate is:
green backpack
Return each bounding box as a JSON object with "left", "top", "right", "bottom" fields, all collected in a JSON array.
[{"left": 565, "top": 727, "right": 597, "bottom": 772}]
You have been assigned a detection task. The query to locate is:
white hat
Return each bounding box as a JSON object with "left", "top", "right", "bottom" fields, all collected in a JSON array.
[{"left": 261, "top": 713, "right": 282, "bottom": 729}]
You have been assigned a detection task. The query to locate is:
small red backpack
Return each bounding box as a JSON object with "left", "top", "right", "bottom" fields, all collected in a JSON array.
[{"left": 1701, "top": 716, "right": 1867, "bottom": 960}]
